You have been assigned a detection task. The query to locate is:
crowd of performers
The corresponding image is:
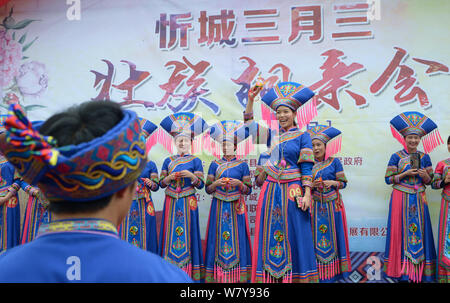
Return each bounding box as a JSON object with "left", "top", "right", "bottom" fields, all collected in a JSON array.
[{"left": 0, "top": 81, "right": 448, "bottom": 283}]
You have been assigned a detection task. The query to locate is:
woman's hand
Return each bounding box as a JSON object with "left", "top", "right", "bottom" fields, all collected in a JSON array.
[
  {"left": 299, "top": 193, "right": 311, "bottom": 211},
  {"left": 398, "top": 168, "right": 418, "bottom": 182},
  {"left": 323, "top": 180, "right": 339, "bottom": 189},
  {"left": 0, "top": 196, "right": 7, "bottom": 206},
  {"left": 29, "top": 187, "right": 40, "bottom": 197},
  {"left": 248, "top": 85, "right": 263, "bottom": 102},
  {"left": 296, "top": 186, "right": 311, "bottom": 211},
  {"left": 444, "top": 173, "right": 450, "bottom": 184},
  {"left": 312, "top": 179, "right": 323, "bottom": 189},
  {"left": 0, "top": 191, "right": 14, "bottom": 206},
  {"left": 178, "top": 170, "right": 197, "bottom": 182},
  {"left": 141, "top": 178, "right": 154, "bottom": 188},
  {"left": 228, "top": 178, "right": 243, "bottom": 189},
  {"left": 417, "top": 169, "right": 430, "bottom": 180},
  {"left": 213, "top": 178, "right": 228, "bottom": 188},
  {"left": 404, "top": 168, "right": 419, "bottom": 177},
  {"left": 164, "top": 173, "right": 178, "bottom": 183}
]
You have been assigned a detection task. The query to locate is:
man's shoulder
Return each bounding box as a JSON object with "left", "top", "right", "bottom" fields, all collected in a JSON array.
[
  {"left": 114, "top": 242, "right": 192, "bottom": 282},
  {"left": 0, "top": 235, "right": 192, "bottom": 283}
]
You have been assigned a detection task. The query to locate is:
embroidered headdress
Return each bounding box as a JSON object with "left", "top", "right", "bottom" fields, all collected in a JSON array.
[
  {"left": 207, "top": 120, "right": 254, "bottom": 158},
  {"left": 259, "top": 81, "right": 317, "bottom": 129},
  {"left": 138, "top": 117, "right": 158, "bottom": 151},
  {"left": 158, "top": 112, "right": 208, "bottom": 154},
  {"left": 306, "top": 123, "right": 342, "bottom": 159},
  {"left": 389, "top": 111, "right": 443, "bottom": 153},
  {"left": 0, "top": 104, "right": 147, "bottom": 202}
]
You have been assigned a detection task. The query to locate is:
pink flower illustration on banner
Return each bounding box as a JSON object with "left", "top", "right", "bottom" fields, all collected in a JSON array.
[
  {"left": 0, "top": 29, "right": 22, "bottom": 88},
  {"left": 1, "top": 6, "right": 44, "bottom": 113},
  {"left": 16, "top": 61, "right": 48, "bottom": 98}
]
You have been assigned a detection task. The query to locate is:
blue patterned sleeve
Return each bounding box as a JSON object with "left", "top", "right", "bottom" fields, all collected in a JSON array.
[
  {"left": 421, "top": 153, "right": 433, "bottom": 185},
  {"left": 149, "top": 161, "right": 159, "bottom": 192},
  {"left": 385, "top": 153, "right": 400, "bottom": 185},
  {"left": 299, "top": 133, "right": 314, "bottom": 188},
  {"left": 4, "top": 164, "right": 20, "bottom": 193},
  {"left": 333, "top": 158, "right": 348, "bottom": 189},
  {"left": 192, "top": 157, "right": 204, "bottom": 189},
  {"left": 16, "top": 178, "right": 39, "bottom": 197},
  {"left": 205, "top": 161, "right": 218, "bottom": 194},
  {"left": 241, "top": 161, "right": 252, "bottom": 195},
  {"left": 431, "top": 160, "right": 445, "bottom": 189},
  {"left": 159, "top": 157, "right": 171, "bottom": 188},
  {"left": 255, "top": 153, "right": 269, "bottom": 187}
]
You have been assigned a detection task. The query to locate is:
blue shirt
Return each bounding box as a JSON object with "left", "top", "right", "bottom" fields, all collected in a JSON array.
[{"left": 0, "top": 218, "right": 192, "bottom": 283}]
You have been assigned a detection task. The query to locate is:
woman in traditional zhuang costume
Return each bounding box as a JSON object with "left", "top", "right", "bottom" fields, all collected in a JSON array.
[
  {"left": 158, "top": 112, "right": 208, "bottom": 282},
  {"left": 0, "top": 116, "right": 21, "bottom": 252},
  {"left": 244, "top": 81, "right": 319, "bottom": 283},
  {"left": 119, "top": 118, "right": 160, "bottom": 253},
  {"left": 383, "top": 111, "right": 443, "bottom": 282},
  {"left": 306, "top": 124, "right": 351, "bottom": 282},
  {"left": 431, "top": 135, "right": 450, "bottom": 283},
  {"left": 204, "top": 120, "right": 253, "bottom": 283}
]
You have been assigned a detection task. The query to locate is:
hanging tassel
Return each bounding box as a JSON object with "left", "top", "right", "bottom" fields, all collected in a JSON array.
[
  {"left": 415, "top": 263, "right": 419, "bottom": 283},
  {"left": 331, "top": 260, "right": 334, "bottom": 279},
  {"left": 406, "top": 260, "right": 410, "bottom": 281},
  {"left": 236, "top": 137, "right": 255, "bottom": 159},
  {"left": 401, "top": 258, "right": 407, "bottom": 276},
  {"left": 422, "top": 136, "right": 430, "bottom": 154},
  {"left": 157, "top": 128, "right": 174, "bottom": 154},
  {"left": 318, "top": 258, "right": 340, "bottom": 280},
  {"left": 214, "top": 264, "right": 242, "bottom": 283},
  {"left": 419, "top": 262, "right": 424, "bottom": 283},
  {"left": 192, "top": 135, "right": 203, "bottom": 155},
  {"left": 181, "top": 262, "right": 192, "bottom": 278},
  {"left": 214, "top": 264, "right": 217, "bottom": 282},
  {"left": 212, "top": 140, "right": 221, "bottom": 159},
  {"left": 335, "top": 259, "right": 340, "bottom": 276},
  {"left": 405, "top": 259, "right": 418, "bottom": 283},
  {"left": 216, "top": 264, "right": 222, "bottom": 283},
  {"left": 296, "top": 96, "right": 318, "bottom": 130},
  {"left": 282, "top": 270, "right": 292, "bottom": 283},
  {"left": 405, "top": 261, "right": 424, "bottom": 283},
  {"left": 201, "top": 132, "right": 211, "bottom": 155},
  {"left": 238, "top": 265, "right": 241, "bottom": 283},
  {"left": 390, "top": 125, "right": 407, "bottom": 150},
  {"left": 146, "top": 130, "right": 159, "bottom": 152},
  {"left": 325, "top": 135, "right": 342, "bottom": 160},
  {"left": 421, "top": 128, "right": 444, "bottom": 154},
  {"left": 260, "top": 103, "right": 277, "bottom": 129},
  {"left": 328, "top": 261, "right": 330, "bottom": 279},
  {"left": 245, "top": 136, "right": 255, "bottom": 156}
]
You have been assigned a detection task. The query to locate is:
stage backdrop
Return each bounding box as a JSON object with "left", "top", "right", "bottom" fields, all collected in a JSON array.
[{"left": 1, "top": 0, "right": 449, "bottom": 252}]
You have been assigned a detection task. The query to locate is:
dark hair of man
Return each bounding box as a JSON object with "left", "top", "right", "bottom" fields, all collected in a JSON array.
[
  {"left": 38, "top": 101, "right": 124, "bottom": 215},
  {"left": 447, "top": 135, "right": 450, "bottom": 145}
]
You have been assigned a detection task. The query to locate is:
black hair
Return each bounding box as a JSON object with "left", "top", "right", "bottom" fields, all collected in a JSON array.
[
  {"left": 39, "top": 101, "right": 124, "bottom": 215},
  {"left": 447, "top": 135, "right": 450, "bottom": 145}
]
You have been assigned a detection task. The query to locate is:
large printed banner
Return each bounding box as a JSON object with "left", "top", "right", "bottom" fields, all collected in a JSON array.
[{"left": 1, "top": 0, "right": 449, "bottom": 251}]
